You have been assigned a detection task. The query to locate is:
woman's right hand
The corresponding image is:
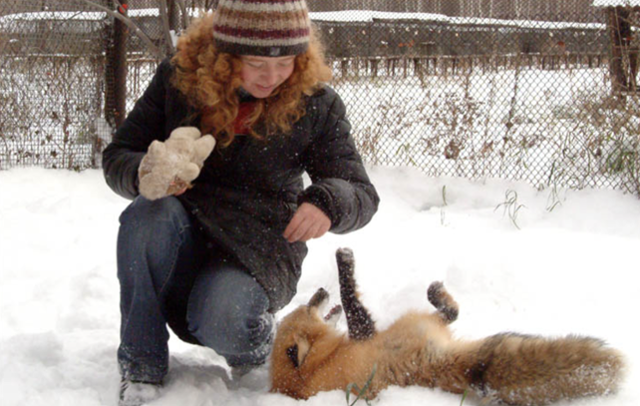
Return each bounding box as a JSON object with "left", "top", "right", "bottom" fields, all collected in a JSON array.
[{"left": 283, "top": 203, "right": 331, "bottom": 243}]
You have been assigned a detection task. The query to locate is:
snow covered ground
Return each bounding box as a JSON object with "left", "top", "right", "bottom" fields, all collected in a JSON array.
[{"left": 1, "top": 166, "right": 638, "bottom": 406}]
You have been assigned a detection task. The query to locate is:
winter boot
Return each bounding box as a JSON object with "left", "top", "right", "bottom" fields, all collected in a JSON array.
[{"left": 118, "top": 378, "right": 162, "bottom": 406}]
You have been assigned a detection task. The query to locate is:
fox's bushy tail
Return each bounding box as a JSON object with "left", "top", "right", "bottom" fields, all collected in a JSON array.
[{"left": 464, "top": 333, "right": 625, "bottom": 405}]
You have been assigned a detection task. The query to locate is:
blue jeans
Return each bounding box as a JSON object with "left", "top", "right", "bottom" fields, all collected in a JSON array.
[{"left": 117, "top": 196, "right": 274, "bottom": 383}]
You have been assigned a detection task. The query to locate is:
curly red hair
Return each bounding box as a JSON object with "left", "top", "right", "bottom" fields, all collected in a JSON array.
[{"left": 171, "top": 12, "right": 332, "bottom": 146}]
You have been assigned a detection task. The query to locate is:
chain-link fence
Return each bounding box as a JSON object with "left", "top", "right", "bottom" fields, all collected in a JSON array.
[
  {"left": 1, "top": 0, "right": 639, "bottom": 196},
  {"left": 0, "top": 0, "right": 173, "bottom": 170}
]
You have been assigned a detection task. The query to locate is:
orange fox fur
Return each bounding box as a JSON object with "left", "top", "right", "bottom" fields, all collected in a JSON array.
[{"left": 270, "top": 248, "right": 625, "bottom": 405}]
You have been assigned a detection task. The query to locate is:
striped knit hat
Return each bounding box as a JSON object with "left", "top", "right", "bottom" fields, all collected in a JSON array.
[{"left": 212, "top": 0, "right": 311, "bottom": 57}]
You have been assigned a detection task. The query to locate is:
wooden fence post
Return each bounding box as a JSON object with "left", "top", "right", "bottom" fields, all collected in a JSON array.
[
  {"left": 104, "top": 0, "right": 128, "bottom": 129},
  {"left": 605, "top": 6, "right": 639, "bottom": 94},
  {"left": 607, "top": 7, "right": 626, "bottom": 93}
]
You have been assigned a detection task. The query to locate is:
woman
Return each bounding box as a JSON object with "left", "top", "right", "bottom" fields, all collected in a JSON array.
[{"left": 102, "top": 1, "right": 379, "bottom": 405}]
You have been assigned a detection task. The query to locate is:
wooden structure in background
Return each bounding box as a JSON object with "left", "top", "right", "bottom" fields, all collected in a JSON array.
[{"left": 595, "top": 1, "right": 640, "bottom": 93}]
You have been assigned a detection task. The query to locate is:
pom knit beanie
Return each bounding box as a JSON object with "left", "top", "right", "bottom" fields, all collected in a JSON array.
[{"left": 212, "top": 0, "right": 311, "bottom": 57}]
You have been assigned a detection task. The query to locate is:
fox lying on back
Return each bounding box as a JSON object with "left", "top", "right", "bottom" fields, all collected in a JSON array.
[{"left": 270, "top": 248, "right": 625, "bottom": 405}]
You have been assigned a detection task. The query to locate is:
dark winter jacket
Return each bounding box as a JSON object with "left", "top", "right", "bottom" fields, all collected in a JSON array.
[{"left": 103, "top": 58, "right": 379, "bottom": 316}]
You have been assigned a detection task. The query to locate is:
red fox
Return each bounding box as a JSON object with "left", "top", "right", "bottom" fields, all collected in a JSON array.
[{"left": 270, "top": 248, "right": 625, "bottom": 405}]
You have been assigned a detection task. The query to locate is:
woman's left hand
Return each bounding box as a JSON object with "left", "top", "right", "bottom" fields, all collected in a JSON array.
[{"left": 283, "top": 203, "right": 331, "bottom": 243}]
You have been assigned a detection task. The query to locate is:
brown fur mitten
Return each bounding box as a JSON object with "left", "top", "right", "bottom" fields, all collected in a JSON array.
[{"left": 138, "top": 127, "right": 216, "bottom": 200}]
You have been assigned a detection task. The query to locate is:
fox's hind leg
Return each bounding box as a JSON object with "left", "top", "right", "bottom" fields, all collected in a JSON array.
[
  {"left": 336, "top": 248, "right": 376, "bottom": 340},
  {"left": 427, "top": 282, "right": 459, "bottom": 324}
]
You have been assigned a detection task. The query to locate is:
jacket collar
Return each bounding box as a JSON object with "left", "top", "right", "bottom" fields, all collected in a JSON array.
[{"left": 238, "top": 87, "right": 256, "bottom": 103}]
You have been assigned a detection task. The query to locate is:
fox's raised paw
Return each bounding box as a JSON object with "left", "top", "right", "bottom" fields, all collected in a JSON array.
[
  {"left": 427, "top": 281, "right": 459, "bottom": 324},
  {"left": 336, "top": 248, "right": 355, "bottom": 277}
]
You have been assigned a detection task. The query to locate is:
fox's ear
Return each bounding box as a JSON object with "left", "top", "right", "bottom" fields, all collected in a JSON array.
[{"left": 287, "top": 334, "right": 310, "bottom": 368}]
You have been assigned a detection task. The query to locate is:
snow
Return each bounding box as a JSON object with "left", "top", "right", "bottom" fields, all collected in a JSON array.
[
  {"left": 0, "top": 9, "right": 605, "bottom": 32},
  {"left": 309, "top": 10, "right": 605, "bottom": 31},
  {"left": 593, "top": 0, "right": 640, "bottom": 7},
  {"left": 0, "top": 9, "right": 170, "bottom": 23},
  {"left": 1, "top": 166, "right": 639, "bottom": 406}
]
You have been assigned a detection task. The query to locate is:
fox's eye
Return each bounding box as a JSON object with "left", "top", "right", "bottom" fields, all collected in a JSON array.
[{"left": 286, "top": 345, "right": 299, "bottom": 368}]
